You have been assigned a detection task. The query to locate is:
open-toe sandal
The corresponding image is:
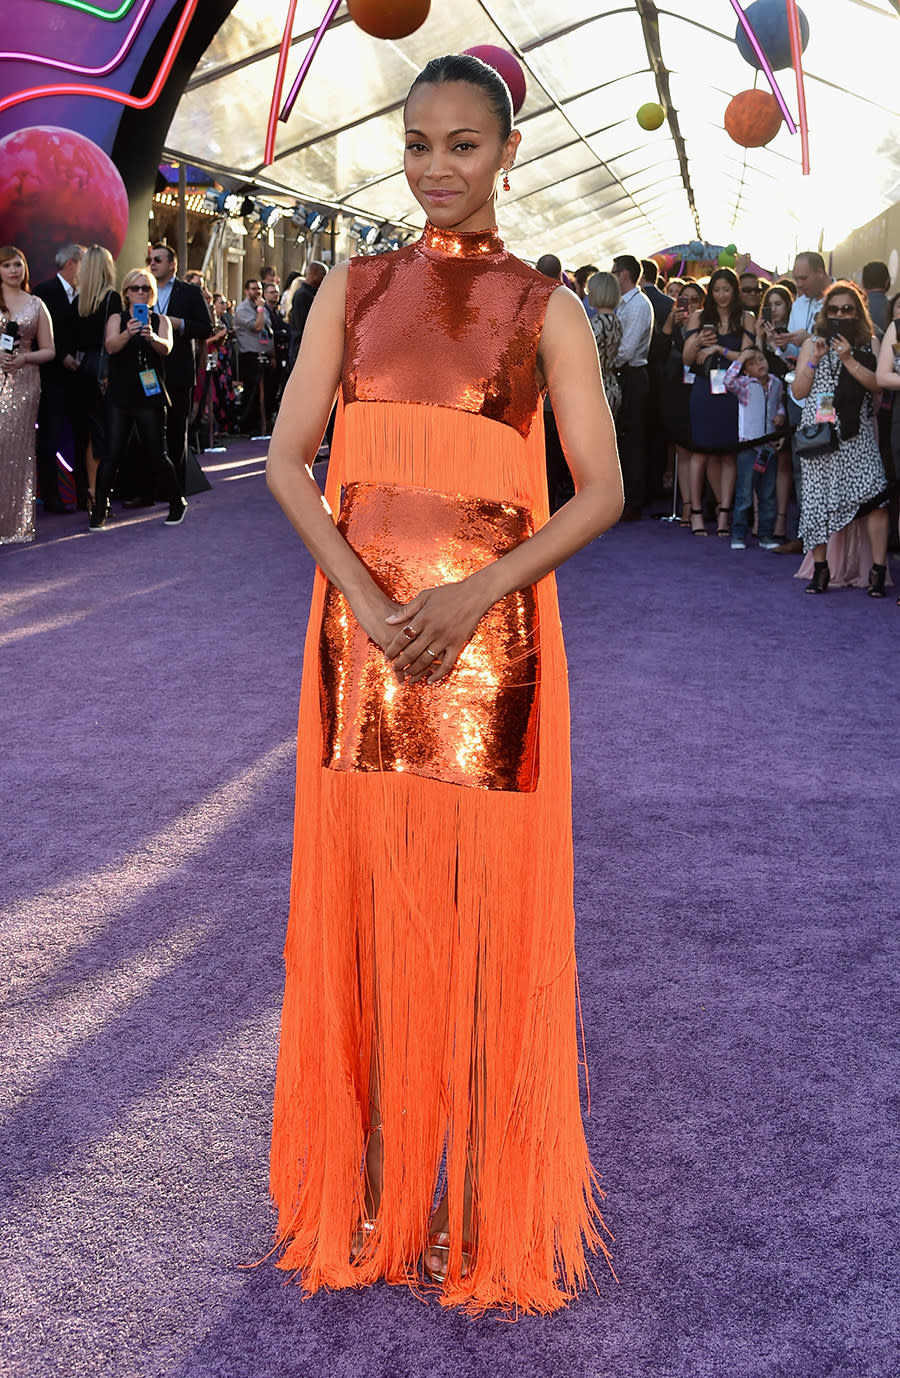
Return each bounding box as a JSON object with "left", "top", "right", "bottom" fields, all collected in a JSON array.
[
  {"left": 423, "top": 1231, "right": 474, "bottom": 1284},
  {"left": 350, "top": 1219, "right": 377, "bottom": 1263}
]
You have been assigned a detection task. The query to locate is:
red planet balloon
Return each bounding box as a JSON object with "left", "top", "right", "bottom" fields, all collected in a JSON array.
[
  {"left": 348, "top": 0, "right": 430, "bottom": 40},
  {"left": 463, "top": 44, "right": 527, "bottom": 114},
  {"left": 724, "top": 90, "right": 783, "bottom": 148},
  {"left": 0, "top": 126, "right": 129, "bottom": 282}
]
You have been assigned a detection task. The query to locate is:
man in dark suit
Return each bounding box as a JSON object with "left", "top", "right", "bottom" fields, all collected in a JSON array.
[
  {"left": 33, "top": 243, "right": 83, "bottom": 512},
  {"left": 288, "top": 261, "right": 327, "bottom": 368},
  {"left": 142, "top": 242, "right": 212, "bottom": 499}
]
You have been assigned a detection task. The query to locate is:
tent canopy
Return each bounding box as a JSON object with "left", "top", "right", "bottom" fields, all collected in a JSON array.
[{"left": 165, "top": 0, "right": 900, "bottom": 270}]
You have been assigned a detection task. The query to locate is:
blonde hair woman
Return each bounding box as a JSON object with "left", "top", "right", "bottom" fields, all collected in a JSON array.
[
  {"left": 74, "top": 245, "right": 120, "bottom": 510},
  {"left": 91, "top": 268, "right": 183, "bottom": 530}
]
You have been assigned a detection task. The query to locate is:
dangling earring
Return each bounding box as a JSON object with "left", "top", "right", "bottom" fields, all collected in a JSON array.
[{"left": 502, "top": 168, "right": 511, "bottom": 192}]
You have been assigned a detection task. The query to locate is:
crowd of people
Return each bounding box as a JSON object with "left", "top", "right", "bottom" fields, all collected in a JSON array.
[
  {"left": 1, "top": 235, "right": 897, "bottom": 603},
  {"left": 0, "top": 242, "right": 329, "bottom": 541},
  {"left": 539, "top": 249, "right": 898, "bottom": 602}
]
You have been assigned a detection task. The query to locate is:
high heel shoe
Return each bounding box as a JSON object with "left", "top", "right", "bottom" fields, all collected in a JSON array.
[
  {"left": 690, "top": 508, "right": 708, "bottom": 536},
  {"left": 805, "top": 561, "right": 830, "bottom": 594},
  {"left": 350, "top": 1219, "right": 377, "bottom": 1263},
  {"left": 716, "top": 505, "right": 732, "bottom": 538},
  {"left": 867, "top": 563, "right": 887, "bottom": 598},
  {"left": 423, "top": 1232, "right": 474, "bottom": 1285},
  {"left": 773, "top": 510, "right": 788, "bottom": 540}
]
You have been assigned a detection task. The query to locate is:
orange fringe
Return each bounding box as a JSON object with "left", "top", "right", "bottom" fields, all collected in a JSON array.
[{"left": 269, "top": 400, "right": 613, "bottom": 1315}]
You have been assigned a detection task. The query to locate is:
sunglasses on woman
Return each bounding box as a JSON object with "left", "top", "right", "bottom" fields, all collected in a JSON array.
[{"left": 825, "top": 303, "right": 857, "bottom": 316}]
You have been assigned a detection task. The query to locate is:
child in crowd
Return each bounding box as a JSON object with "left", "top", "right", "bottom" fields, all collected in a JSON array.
[{"left": 724, "top": 347, "right": 786, "bottom": 550}]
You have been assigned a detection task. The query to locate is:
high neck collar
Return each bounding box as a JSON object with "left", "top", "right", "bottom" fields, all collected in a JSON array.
[{"left": 418, "top": 221, "right": 505, "bottom": 261}]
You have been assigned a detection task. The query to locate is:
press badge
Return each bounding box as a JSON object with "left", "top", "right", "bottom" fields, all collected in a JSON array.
[
  {"left": 139, "top": 368, "right": 162, "bottom": 397},
  {"left": 815, "top": 391, "right": 836, "bottom": 423},
  {"left": 683, "top": 365, "right": 697, "bottom": 384},
  {"left": 709, "top": 368, "right": 727, "bottom": 395}
]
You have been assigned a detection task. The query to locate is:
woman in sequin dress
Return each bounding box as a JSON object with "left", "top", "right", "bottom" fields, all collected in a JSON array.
[
  {"left": 0, "top": 246, "right": 55, "bottom": 545},
  {"left": 266, "top": 55, "right": 624, "bottom": 1316}
]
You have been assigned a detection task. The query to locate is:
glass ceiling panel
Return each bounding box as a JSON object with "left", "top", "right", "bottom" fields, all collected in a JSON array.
[{"left": 164, "top": 0, "right": 900, "bottom": 272}]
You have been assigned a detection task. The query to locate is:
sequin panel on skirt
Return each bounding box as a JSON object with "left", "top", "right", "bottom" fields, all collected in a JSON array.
[{"left": 319, "top": 482, "right": 541, "bottom": 792}]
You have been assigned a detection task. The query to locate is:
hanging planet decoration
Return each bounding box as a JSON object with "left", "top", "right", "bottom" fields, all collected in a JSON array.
[
  {"left": 735, "top": 0, "right": 809, "bottom": 72},
  {"left": 724, "top": 89, "right": 783, "bottom": 148},
  {"left": 717, "top": 250, "right": 736, "bottom": 267},
  {"left": 347, "top": 0, "right": 430, "bottom": 41},
  {"left": 463, "top": 44, "right": 527, "bottom": 114},
  {"left": 636, "top": 102, "right": 665, "bottom": 131}
]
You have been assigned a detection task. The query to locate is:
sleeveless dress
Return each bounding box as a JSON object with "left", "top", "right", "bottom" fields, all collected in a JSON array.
[
  {"left": 687, "top": 326, "right": 746, "bottom": 453},
  {"left": 0, "top": 295, "right": 42, "bottom": 545},
  {"left": 269, "top": 222, "right": 611, "bottom": 1316}
]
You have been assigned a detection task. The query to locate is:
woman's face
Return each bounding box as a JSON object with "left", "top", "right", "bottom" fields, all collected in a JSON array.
[
  {"left": 125, "top": 277, "right": 154, "bottom": 307},
  {"left": 665, "top": 281, "right": 682, "bottom": 299},
  {"left": 214, "top": 296, "right": 227, "bottom": 317},
  {"left": 891, "top": 297, "right": 900, "bottom": 321},
  {"left": 404, "top": 82, "right": 519, "bottom": 234},
  {"left": 768, "top": 293, "right": 788, "bottom": 324},
  {"left": 680, "top": 288, "right": 702, "bottom": 315},
  {"left": 712, "top": 277, "right": 735, "bottom": 310},
  {"left": 825, "top": 292, "right": 859, "bottom": 329},
  {"left": 0, "top": 256, "right": 25, "bottom": 288}
]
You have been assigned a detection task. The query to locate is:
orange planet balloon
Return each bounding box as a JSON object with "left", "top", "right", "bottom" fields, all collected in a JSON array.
[
  {"left": 724, "top": 89, "right": 783, "bottom": 148},
  {"left": 348, "top": 0, "right": 430, "bottom": 40}
]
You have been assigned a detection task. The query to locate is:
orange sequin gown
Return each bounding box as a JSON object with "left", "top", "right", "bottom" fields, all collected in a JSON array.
[{"left": 270, "top": 223, "right": 611, "bottom": 1315}]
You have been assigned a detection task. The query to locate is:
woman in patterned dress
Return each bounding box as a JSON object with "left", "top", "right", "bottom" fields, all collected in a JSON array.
[
  {"left": 792, "top": 281, "right": 889, "bottom": 597},
  {"left": 0, "top": 246, "right": 55, "bottom": 545},
  {"left": 587, "top": 271, "right": 623, "bottom": 417}
]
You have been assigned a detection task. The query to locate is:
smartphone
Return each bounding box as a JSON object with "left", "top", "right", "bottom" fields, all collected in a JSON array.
[
  {"left": 132, "top": 301, "right": 149, "bottom": 328},
  {"left": 823, "top": 319, "right": 841, "bottom": 341},
  {"left": 762, "top": 304, "right": 773, "bottom": 325}
]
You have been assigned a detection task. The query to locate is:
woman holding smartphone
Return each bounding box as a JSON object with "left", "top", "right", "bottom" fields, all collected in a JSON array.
[
  {"left": 91, "top": 268, "right": 184, "bottom": 531},
  {"left": 793, "top": 282, "right": 888, "bottom": 595},
  {"left": 661, "top": 279, "right": 705, "bottom": 524},
  {"left": 756, "top": 285, "right": 795, "bottom": 540},
  {"left": 682, "top": 268, "right": 756, "bottom": 535}
]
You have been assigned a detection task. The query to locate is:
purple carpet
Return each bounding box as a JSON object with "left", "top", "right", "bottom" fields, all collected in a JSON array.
[{"left": 2, "top": 445, "right": 898, "bottom": 1378}]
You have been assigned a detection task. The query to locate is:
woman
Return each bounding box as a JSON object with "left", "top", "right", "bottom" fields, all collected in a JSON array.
[
  {"left": 664, "top": 276, "right": 685, "bottom": 300},
  {"left": 0, "top": 246, "right": 55, "bottom": 544},
  {"left": 73, "top": 245, "right": 120, "bottom": 512},
  {"left": 210, "top": 293, "right": 237, "bottom": 435},
  {"left": 682, "top": 267, "right": 756, "bottom": 535},
  {"left": 794, "top": 281, "right": 888, "bottom": 595},
  {"left": 661, "top": 279, "right": 705, "bottom": 524},
  {"left": 587, "top": 270, "right": 622, "bottom": 416},
  {"left": 756, "top": 284, "right": 795, "bottom": 540},
  {"left": 266, "top": 54, "right": 623, "bottom": 1315},
  {"left": 92, "top": 268, "right": 184, "bottom": 530}
]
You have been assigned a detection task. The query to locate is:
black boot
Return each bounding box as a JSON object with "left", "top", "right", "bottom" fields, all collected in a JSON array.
[
  {"left": 867, "top": 563, "right": 887, "bottom": 599},
  {"left": 805, "top": 560, "right": 830, "bottom": 594}
]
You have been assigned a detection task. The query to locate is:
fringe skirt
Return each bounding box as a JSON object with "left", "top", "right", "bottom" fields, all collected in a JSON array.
[{"left": 269, "top": 399, "right": 611, "bottom": 1315}]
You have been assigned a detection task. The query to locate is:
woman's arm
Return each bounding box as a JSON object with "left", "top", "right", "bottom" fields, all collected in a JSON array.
[
  {"left": 148, "top": 314, "right": 172, "bottom": 356},
  {"left": 790, "top": 335, "right": 826, "bottom": 399},
  {"left": 681, "top": 310, "right": 703, "bottom": 365},
  {"left": 266, "top": 264, "right": 401, "bottom": 652},
  {"left": 106, "top": 312, "right": 138, "bottom": 354},
  {"left": 387, "top": 287, "right": 624, "bottom": 682},
  {"left": 2, "top": 300, "right": 55, "bottom": 370},
  {"left": 833, "top": 334, "right": 878, "bottom": 393},
  {"left": 875, "top": 322, "right": 900, "bottom": 390}
]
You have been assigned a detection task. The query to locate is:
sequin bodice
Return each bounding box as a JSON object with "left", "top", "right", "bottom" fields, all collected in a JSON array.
[{"left": 342, "top": 222, "right": 557, "bottom": 438}]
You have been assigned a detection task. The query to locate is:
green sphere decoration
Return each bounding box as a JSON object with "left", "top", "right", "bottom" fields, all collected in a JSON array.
[{"left": 636, "top": 102, "right": 665, "bottom": 131}]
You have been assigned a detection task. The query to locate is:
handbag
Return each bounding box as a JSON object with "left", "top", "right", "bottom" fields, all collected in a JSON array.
[{"left": 794, "top": 421, "right": 838, "bottom": 457}]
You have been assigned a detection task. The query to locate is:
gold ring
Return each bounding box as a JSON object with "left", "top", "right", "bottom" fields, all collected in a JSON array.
[
  {"left": 402, "top": 625, "right": 417, "bottom": 641},
  {"left": 424, "top": 647, "right": 439, "bottom": 658}
]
